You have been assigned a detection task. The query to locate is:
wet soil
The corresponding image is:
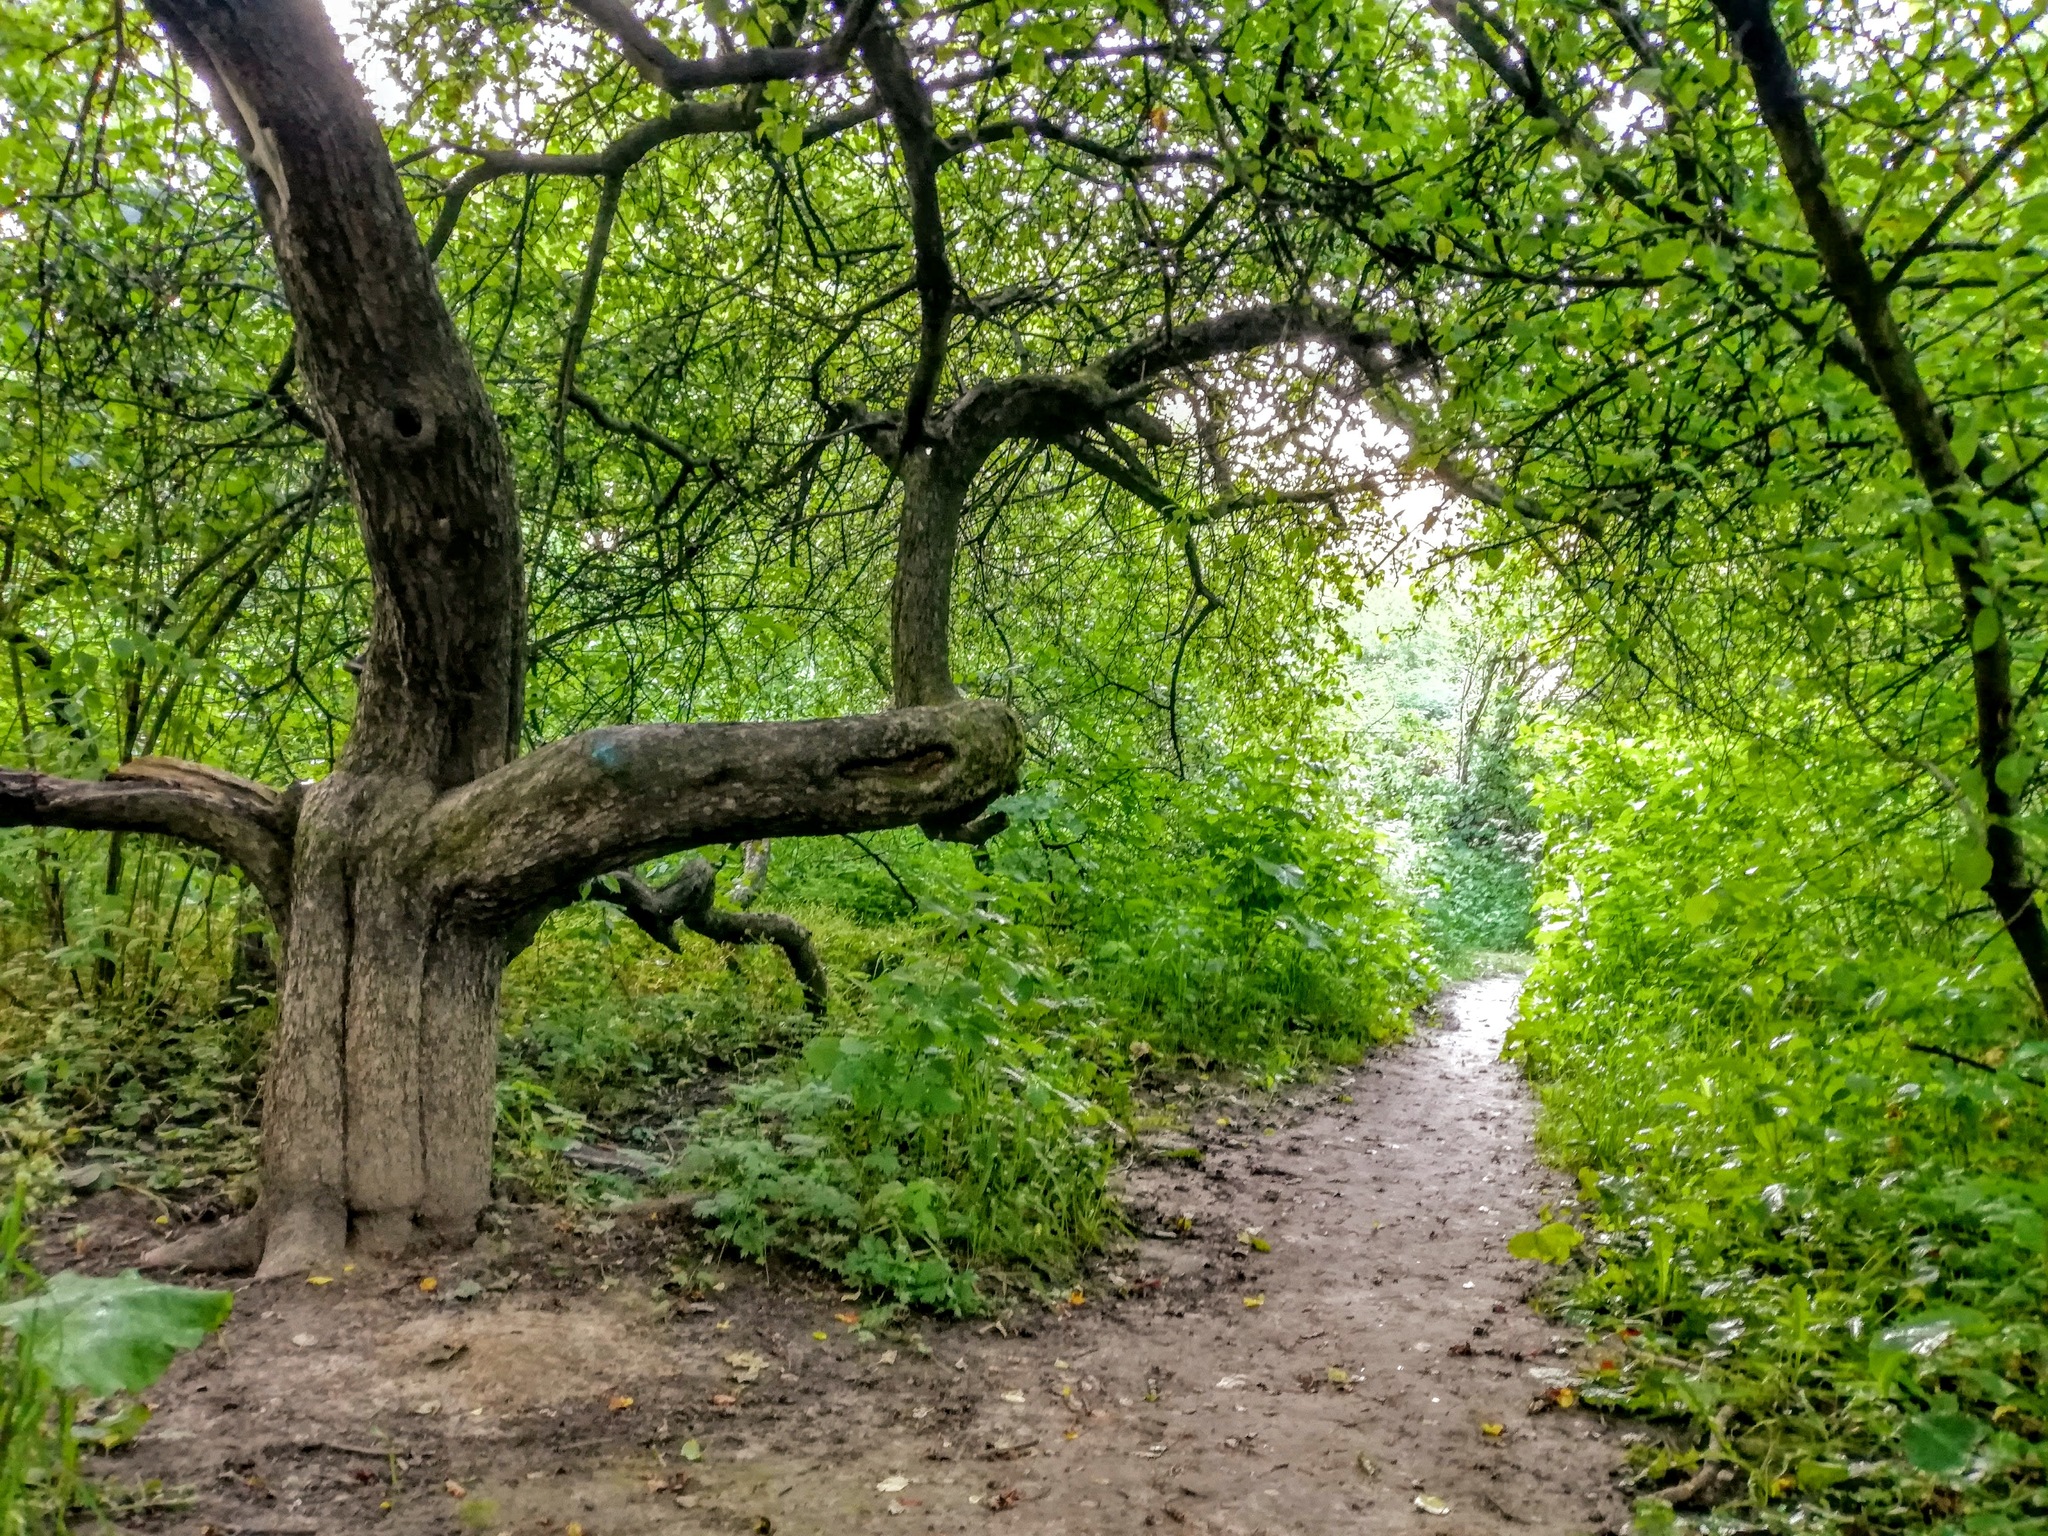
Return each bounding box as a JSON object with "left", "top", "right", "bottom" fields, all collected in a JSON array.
[{"left": 57, "top": 975, "right": 1629, "bottom": 1535}]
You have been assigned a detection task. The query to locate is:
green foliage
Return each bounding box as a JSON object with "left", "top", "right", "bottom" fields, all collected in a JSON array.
[
  {"left": 0, "top": 1181, "right": 231, "bottom": 1532},
  {"left": 0, "top": 1272, "right": 231, "bottom": 1400},
  {"left": 496, "top": 746, "right": 1429, "bottom": 1308},
  {"left": 1510, "top": 730, "right": 2048, "bottom": 1534},
  {"left": 1347, "top": 589, "right": 1542, "bottom": 962}
]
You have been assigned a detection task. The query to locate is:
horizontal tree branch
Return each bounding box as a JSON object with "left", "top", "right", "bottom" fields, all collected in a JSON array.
[
  {"left": 429, "top": 698, "right": 1020, "bottom": 922},
  {"left": 939, "top": 116, "right": 1220, "bottom": 173},
  {"left": 0, "top": 758, "right": 298, "bottom": 912}
]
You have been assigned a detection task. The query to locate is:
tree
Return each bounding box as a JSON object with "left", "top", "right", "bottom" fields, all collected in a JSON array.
[
  {"left": 1349, "top": 0, "right": 2048, "bottom": 1016},
  {"left": 0, "top": 0, "right": 1417, "bottom": 1276}
]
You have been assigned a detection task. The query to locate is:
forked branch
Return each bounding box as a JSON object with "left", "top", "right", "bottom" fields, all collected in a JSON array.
[
  {"left": 569, "top": 0, "right": 881, "bottom": 97},
  {"left": 596, "top": 858, "right": 827, "bottom": 1015}
]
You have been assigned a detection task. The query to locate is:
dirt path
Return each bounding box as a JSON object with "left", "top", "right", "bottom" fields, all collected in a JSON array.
[{"left": 96, "top": 975, "right": 1628, "bottom": 1535}]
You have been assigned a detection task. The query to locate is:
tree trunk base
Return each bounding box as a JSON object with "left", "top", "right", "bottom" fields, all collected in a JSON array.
[
  {"left": 139, "top": 1193, "right": 430, "bottom": 1276},
  {"left": 140, "top": 1211, "right": 268, "bottom": 1273}
]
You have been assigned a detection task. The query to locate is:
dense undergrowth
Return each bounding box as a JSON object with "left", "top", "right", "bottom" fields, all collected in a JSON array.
[
  {"left": 0, "top": 746, "right": 1451, "bottom": 1313},
  {"left": 1513, "top": 731, "right": 2048, "bottom": 1536}
]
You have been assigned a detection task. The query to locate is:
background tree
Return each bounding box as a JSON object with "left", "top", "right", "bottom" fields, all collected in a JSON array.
[{"left": 1312, "top": 0, "right": 2048, "bottom": 1016}]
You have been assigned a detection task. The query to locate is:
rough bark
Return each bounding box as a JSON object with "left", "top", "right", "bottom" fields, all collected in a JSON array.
[
  {"left": 1713, "top": 0, "right": 2048, "bottom": 1013},
  {"left": 0, "top": 758, "right": 296, "bottom": 918}
]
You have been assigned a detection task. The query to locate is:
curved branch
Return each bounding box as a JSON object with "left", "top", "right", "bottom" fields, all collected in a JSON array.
[
  {"left": 569, "top": 0, "right": 880, "bottom": 98},
  {"left": 861, "top": 22, "right": 952, "bottom": 450},
  {"left": 423, "top": 103, "right": 750, "bottom": 260},
  {"left": 556, "top": 171, "right": 625, "bottom": 443},
  {"left": 0, "top": 759, "right": 297, "bottom": 913},
  {"left": 938, "top": 116, "right": 1220, "bottom": 173},
  {"left": 430, "top": 698, "right": 1021, "bottom": 923},
  {"left": 597, "top": 859, "right": 827, "bottom": 1015},
  {"left": 885, "top": 302, "right": 1423, "bottom": 706}
]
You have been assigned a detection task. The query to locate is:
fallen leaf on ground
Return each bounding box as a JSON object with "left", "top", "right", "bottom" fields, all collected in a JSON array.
[
  {"left": 988, "top": 1488, "right": 1022, "bottom": 1510},
  {"left": 878, "top": 1349, "right": 897, "bottom": 1365},
  {"left": 711, "top": 1393, "right": 739, "bottom": 1408},
  {"left": 876, "top": 1475, "right": 910, "bottom": 1492},
  {"left": 443, "top": 1480, "right": 466, "bottom": 1498},
  {"left": 411, "top": 1401, "right": 440, "bottom": 1416},
  {"left": 836, "top": 1311, "right": 861, "bottom": 1325},
  {"left": 1235, "top": 1229, "right": 1271, "bottom": 1252},
  {"left": 1414, "top": 1494, "right": 1451, "bottom": 1515},
  {"left": 1356, "top": 1452, "right": 1379, "bottom": 1478},
  {"left": 1067, "top": 1290, "right": 1086, "bottom": 1306},
  {"left": 886, "top": 1498, "right": 922, "bottom": 1514},
  {"left": 417, "top": 1277, "right": 437, "bottom": 1292},
  {"left": 306, "top": 1276, "right": 332, "bottom": 1286},
  {"left": 1481, "top": 1422, "right": 1505, "bottom": 1437},
  {"left": 1000, "top": 1390, "right": 1026, "bottom": 1403},
  {"left": 290, "top": 1333, "right": 317, "bottom": 1348},
  {"left": 1242, "top": 1295, "right": 1264, "bottom": 1308},
  {"left": 1064, "top": 1428, "right": 1079, "bottom": 1440},
  {"left": 609, "top": 1395, "right": 635, "bottom": 1411},
  {"left": 422, "top": 1341, "right": 468, "bottom": 1367},
  {"left": 725, "top": 1350, "right": 774, "bottom": 1383},
  {"left": 566, "top": 1524, "right": 584, "bottom": 1536},
  {"left": 812, "top": 1330, "right": 829, "bottom": 1341},
  {"left": 679, "top": 1439, "right": 703, "bottom": 1462},
  {"left": 1326, "top": 1367, "right": 1350, "bottom": 1384}
]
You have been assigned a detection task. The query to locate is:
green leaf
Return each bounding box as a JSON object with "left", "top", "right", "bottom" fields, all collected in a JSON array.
[
  {"left": 0, "top": 1270, "right": 233, "bottom": 1395},
  {"left": 1995, "top": 751, "right": 2035, "bottom": 797},
  {"left": 1681, "top": 891, "right": 1719, "bottom": 925},
  {"left": 1640, "top": 239, "right": 1690, "bottom": 279},
  {"left": 1506, "top": 1222, "right": 1582, "bottom": 1264},
  {"left": 1901, "top": 1411, "right": 1984, "bottom": 1475},
  {"left": 1795, "top": 1459, "right": 1849, "bottom": 1491},
  {"left": 1971, "top": 606, "right": 2001, "bottom": 651},
  {"left": 1954, "top": 841, "right": 1994, "bottom": 890}
]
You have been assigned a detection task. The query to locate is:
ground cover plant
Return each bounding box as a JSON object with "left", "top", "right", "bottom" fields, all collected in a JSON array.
[{"left": 1510, "top": 731, "right": 2048, "bottom": 1533}]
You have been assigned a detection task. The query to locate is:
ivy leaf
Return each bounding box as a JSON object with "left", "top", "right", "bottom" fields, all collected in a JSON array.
[{"left": 0, "top": 1271, "right": 233, "bottom": 1395}]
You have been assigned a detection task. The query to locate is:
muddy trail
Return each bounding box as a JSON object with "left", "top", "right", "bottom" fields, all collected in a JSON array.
[{"left": 64, "top": 975, "right": 1629, "bottom": 1535}]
